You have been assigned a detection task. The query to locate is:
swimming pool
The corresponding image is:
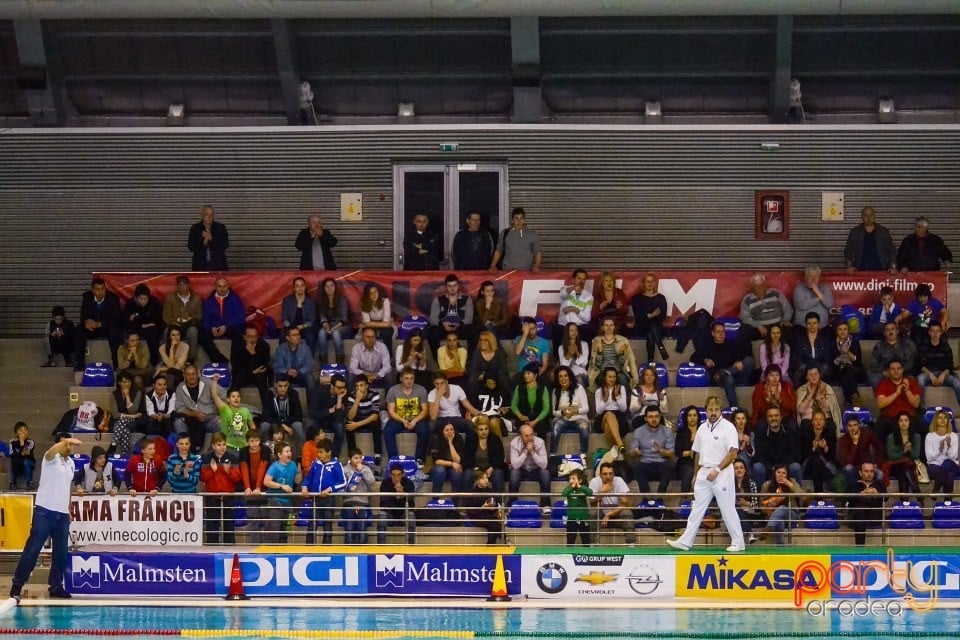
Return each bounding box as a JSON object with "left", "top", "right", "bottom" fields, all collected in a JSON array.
[{"left": 4, "top": 604, "right": 959, "bottom": 640}]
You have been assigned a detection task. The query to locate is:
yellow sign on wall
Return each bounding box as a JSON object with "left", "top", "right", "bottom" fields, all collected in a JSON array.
[
  {"left": 0, "top": 494, "right": 34, "bottom": 552},
  {"left": 676, "top": 554, "right": 831, "bottom": 602}
]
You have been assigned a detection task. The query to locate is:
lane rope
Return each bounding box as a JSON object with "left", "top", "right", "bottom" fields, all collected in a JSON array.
[{"left": 0, "top": 631, "right": 957, "bottom": 639}]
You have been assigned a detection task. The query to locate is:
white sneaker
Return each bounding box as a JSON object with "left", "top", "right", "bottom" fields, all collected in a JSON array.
[
  {"left": 748, "top": 534, "right": 758, "bottom": 544},
  {"left": 726, "top": 544, "right": 746, "bottom": 552},
  {"left": 666, "top": 538, "right": 691, "bottom": 551},
  {"left": 541, "top": 507, "right": 552, "bottom": 516}
]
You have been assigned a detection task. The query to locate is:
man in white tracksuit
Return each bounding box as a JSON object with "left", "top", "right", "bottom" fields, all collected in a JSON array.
[{"left": 667, "top": 396, "right": 745, "bottom": 553}]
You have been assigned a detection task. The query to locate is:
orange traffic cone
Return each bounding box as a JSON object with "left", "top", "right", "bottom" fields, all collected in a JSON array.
[
  {"left": 225, "top": 553, "right": 249, "bottom": 600},
  {"left": 486, "top": 554, "right": 511, "bottom": 602}
]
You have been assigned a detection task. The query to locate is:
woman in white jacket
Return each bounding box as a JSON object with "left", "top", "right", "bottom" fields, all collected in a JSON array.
[
  {"left": 76, "top": 445, "right": 118, "bottom": 496},
  {"left": 925, "top": 410, "right": 959, "bottom": 494},
  {"left": 550, "top": 366, "right": 591, "bottom": 454}
]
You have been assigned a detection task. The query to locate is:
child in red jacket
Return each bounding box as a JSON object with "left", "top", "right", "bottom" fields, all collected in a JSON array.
[
  {"left": 126, "top": 437, "right": 165, "bottom": 496},
  {"left": 200, "top": 432, "right": 242, "bottom": 544}
]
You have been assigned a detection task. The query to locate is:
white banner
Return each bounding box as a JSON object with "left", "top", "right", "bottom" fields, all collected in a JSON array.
[
  {"left": 522, "top": 554, "right": 675, "bottom": 600},
  {"left": 69, "top": 495, "right": 204, "bottom": 547}
]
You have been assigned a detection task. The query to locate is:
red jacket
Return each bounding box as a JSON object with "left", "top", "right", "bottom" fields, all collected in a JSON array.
[
  {"left": 126, "top": 455, "right": 165, "bottom": 493},
  {"left": 200, "top": 452, "right": 242, "bottom": 493}
]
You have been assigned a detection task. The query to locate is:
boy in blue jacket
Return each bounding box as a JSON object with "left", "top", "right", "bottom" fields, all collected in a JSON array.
[{"left": 300, "top": 438, "right": 346, "bottom": 544}]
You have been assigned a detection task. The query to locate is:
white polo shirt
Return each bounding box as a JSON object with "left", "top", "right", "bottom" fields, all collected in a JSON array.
[
  {"left": 427, "top": 384, "right": 467, "bottom": 418},
  {"left": 35, "top": 452, "right": 75, "bottom": 514},
  {"left": 692, "top": 418, "right": 739, "bottom": 470}
]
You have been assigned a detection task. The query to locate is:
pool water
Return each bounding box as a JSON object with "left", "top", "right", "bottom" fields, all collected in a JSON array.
[{"left": 6, "top": 605, "right": 960, "bottom": 639}]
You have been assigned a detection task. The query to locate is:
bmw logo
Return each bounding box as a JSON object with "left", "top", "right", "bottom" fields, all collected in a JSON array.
[{"left": 537, "top": 562, "right": 568, "bottom": 594}]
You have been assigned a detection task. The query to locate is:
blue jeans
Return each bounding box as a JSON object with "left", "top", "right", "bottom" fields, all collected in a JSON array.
[
  {"left": 509, "top": 466, "right": 551, "bottom": 507},
  {"left": 551, "top": 418, "right": 590, "bottom": 453},
  {"left": 767, "top": 505, "right": 797, "bottom": 545},
  {"left": 13, "top": 506, "right": 69, "bottom": 592},
  {"left": 711, "top": 356, "right": 755, "bottom": 406},
  {"left": 917, "top": 371, "right": 960, "bottom": 406},
  {"left": 383, "top": 419, "right": 430, "bottom": 461},
  {"left": 306, "top": 496, "right": 336, "bottom": 544},
  {"left": 316, "top": 327, "right": 348, "bottom": 363},
  {"left": 11, "top": 458, "right": 35, "bottom": 487},
  {"left": 341, "top": 506, "right": 372, "bottom": 544},
  {"left": 430, "top": 463, "right": 465, "bottom": 493}
]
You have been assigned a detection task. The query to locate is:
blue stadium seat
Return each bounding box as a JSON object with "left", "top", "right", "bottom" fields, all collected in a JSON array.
[
  {"left": 804, "top": 500, "right": 840, "bottom": 530},
  {"left": 362, "top": 455, "right": 377, "bottom": 469},
  {"left": 642, "top": 362, "right": 669, "bottom": 389},
  {"left": 721, "top": 406, "right": 742, "bottom": 421},
  {"left": 890, "top": 500, "right": 924, "bottom": 529},
  {"left": 715, "top": 316, "right": 741, "bottom": 341},
  {"left": 201, "top": 362, "right": 230, "bottom": 388},
  {"left": 552, "top": 453, "right": 585, "bottom": 480},
  {"left": 678, "top": 500, "right": 692, "bottom": 518},
  {"left": 933, "top": 501, "right": 960, "bottom": 529},
  {"left": 319, "top": 363, "right": 348, "bottom": 380},
  {"left": 71, "top": 453, "right": 91, "bottom": 484},
  {"left": 81, "top": 362, "right": 114, "bottom": 387},
  {"left": 295, "top": 499, "right": 314, "bottom": 527},
  {"left": 925, "top": 407, "right": 957, "bottom": 431},
  {"left": 677, "top": 364, "right": 709, "bottom": 388},
  {"left": 387, "top": 456, "right": 418, "bottom": 479},
  {"left": 506, "top": 501, "right": 542, "bottom": 528},
  {"left": 549, "top": 500, "right": 567, "bottom": 528},
  {"left": 234, "top": 501, "right": 248, "bottom": 527},
  {"left": 635, "top": 498, "right": 666, "bottom": 529},
  {"left": 109, "top": 453, "right": 129, "bottom": 486},
  {"left": 841, "top": 407, "right": 873, "bottom": 432},
  {"left": 397, "top": 315, "right": 428, "bottom": 340}
]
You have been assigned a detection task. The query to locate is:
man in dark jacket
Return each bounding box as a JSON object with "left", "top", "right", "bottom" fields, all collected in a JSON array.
[
  {"left": 751, "top": 406, "right": 801, "bottom": 487},
  {"left": 377, "top": 462, "right": 417, "bottom": 544},
  {"left": 295, "top": 214, "right": 338, "bottom": 271},
  {"left": 74, "top": 278, "right": 122, "bottom": 371},
  {"left": 187, "top": 204, "right": 229, "bottom": 271},
  {"left": 692, "top": 321, "right": 755, "bottom": 407},
  {"left": 844, "top": 206, "right": 895, "bottom": 273},
  {"left": 403, "top": 213, "right": 442, "bottom": 271},
  {"left": 897, "top": 216, "right": 952, "bottom": 273}
]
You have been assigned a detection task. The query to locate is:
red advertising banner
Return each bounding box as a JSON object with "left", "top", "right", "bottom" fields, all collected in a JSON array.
[{"left": 97, "top": 270, "right": 947, "bottom": 330}]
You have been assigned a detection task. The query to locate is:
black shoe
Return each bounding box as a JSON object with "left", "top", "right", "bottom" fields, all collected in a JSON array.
[
  {"left": 49, "top": 587, "right": 71, "bottom": 599},
  {"left": 658, "top": 344, "right": 669, "bottom": 360}
]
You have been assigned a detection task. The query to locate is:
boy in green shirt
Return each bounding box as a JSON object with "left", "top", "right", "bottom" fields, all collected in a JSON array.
[
  {"left": 211, "top": 375, "right": 257, "bottom": 452},
  {"left": 561, "top": 468, "right": 593, "bottom": 546}
]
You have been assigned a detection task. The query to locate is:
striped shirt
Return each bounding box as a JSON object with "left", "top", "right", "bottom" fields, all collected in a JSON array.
[
  {"left": 347, "top": 391, "right": 381, "bottom": 422},
  {"left": 166, "top": 452, "right": 202, "bottom": 493}
]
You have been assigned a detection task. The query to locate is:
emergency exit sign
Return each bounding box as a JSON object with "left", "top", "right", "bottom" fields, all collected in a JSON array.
[{"left": 440, "top": 143, "right": 460, "bottom": 152}]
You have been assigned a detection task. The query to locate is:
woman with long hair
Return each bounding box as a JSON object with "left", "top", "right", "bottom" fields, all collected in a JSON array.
[
  {"left": 467, "top": 330, "right": 509, "bottom": 395},
  {"left": 594, "top": 366, "right": 630, "bottom": 454},
  {"left": 551, "top": 366, "right": 591, "bottom": 454},
  {"left": 592, "top": 271, "right": 628, "bottom": 330},
  {"left": 281, "top": 276, "right": 318, "bottom": 352},
  {"left": 759, "top": 324, "right": 791, "bottom": 380},
  {"left": 471, "top": 417, "right": 506, "bottom": 493},
  {"left": 557, "top": 322, "right": 589, "bottom": 387},
  {"left": 733, "top": 459, "right": 759, "bottom": 543},
  {"left": 395, "top": 327, "right": 434, "bottom": 389},
  {"left": 359, "top": 283, "right": 394, "bottom": 357},
  {"left": 316, "top": 277, "right": 351, "bottom": 364},
  {"left": 925, "top": 410, "right": 959, "bottom": 494},
  {"left": 629, "top": 272, "right": 669, "bottom": 361},
  {"left": 111, "top": 371, "right": 146, "bottom": 455},
  {"left": 675, "top": 405, "right": 701, "bottom": 493},
  {"left": 474, "top": 280, "right": 510, "bottom": 337},
  {"left": 885, "top": 411, "right": 921, "bottom": 495},
  {"left": 156, "top": 324, "right": 189, "bottom": 388},
  {"left": 631, "top": 365, "right": 668, "bottom": 419}
]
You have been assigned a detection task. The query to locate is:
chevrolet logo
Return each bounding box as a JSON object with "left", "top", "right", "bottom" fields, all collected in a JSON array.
[{"left": 575, "top": 571, "right": 617, "bottom": 585}]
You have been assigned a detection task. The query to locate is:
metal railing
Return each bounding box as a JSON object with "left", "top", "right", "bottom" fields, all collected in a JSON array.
[{"left": 0, "top": 489, "right": 944, "bottom": 548}]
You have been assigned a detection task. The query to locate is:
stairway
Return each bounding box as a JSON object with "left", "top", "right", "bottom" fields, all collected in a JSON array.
[{"left": 0, "top": 338, "right": 73, "bottom": 488}]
